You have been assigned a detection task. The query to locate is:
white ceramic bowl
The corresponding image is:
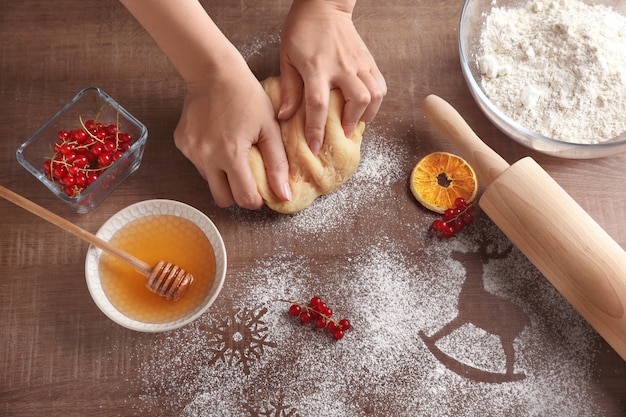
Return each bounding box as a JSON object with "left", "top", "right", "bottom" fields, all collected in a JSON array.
[
  {"left": 459, "top": 0, "right": 626, "bottom": 158},
  {"left": 85, "top": 199, "right": 227, "bottom": 332}
]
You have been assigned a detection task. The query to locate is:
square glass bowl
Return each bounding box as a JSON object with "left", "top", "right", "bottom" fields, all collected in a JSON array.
[{"left": 16, "top": 87, "right": 147, "bottom": 213}]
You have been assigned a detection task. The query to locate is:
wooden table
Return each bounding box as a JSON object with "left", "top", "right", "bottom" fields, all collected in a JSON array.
[{"left": 2, "top": 1, "right": 625, "bottom": 416}]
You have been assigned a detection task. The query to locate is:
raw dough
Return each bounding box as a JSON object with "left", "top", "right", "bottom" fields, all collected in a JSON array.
[{"left": 250, "top": 76, "right": 365, "bottom": 214}]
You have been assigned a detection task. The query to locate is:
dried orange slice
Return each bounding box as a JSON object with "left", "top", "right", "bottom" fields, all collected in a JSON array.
[{"left": 410, "top": 152, "right": 477, "bottom": 213}]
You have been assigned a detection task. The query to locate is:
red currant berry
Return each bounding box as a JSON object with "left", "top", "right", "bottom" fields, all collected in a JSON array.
[
  {"left": 86, "top": 172, "right": 99, "bottom": 185},
  {"left": 455, "top": 197, "right": 467, "bottom": 208},
  {"left": 338, "top": 319, "right": 351, "bottom": 331},
  {"left": 65, "top": 185, "right": 77, "bottom": 197},
  {"left": 310, "top": 296, "right": 322, "bottom": 308},
  {"left": 118, "top": 133, "right": 132, "bottom": 143},
  {"left": 103, "top": 140, "right": 117, "bottom": 153},
  {"left": 63, "top": 175, "right": 76, "bottom": 187},
  {"left": 432, "top": 219, "right": 445, "bottom": 232},
  {"left": 442, "top": 225, "right": 456, "bottom": 238},
  {"left": 327, "top": 321, "right": 339, "bottom": 333},
  {"left": 75, "top": 130, "right": 88, "bottom": 143},
  {"left": 75, "top": 173, "right": 87, "bottom": 187},
  {"left": 64, "top": 151, "right": 77, "bottom": 164},
  {"left": 299, "top": 311, "right": 312, "bottom": 323},
  {"left": 91, "top": 143, "right": 104, "bottom": 156},
  {"left": 52, "top": 165, "right": 67, "bottom": 179},
  {"left": 98, "top": 153, "right": 112, "bottom": 167},
  {"left": 72, "top": 154, "right": 89, "bottom": 168},
  {"left": 333, "top": 330, "right": 345, "bottom": 340},
  {"left": 44, "top": 160, "right": 53, "bottom": 178},
  {"left": 315, "top": 317, "right": 327, "bottom": 329},
  {"left": 289, "top": 304, "right": 301, "bottom": 316},
  {"left": 105, "top": 124, "right": 118, "bottom": 136},
  {"left": 67, "top": 165, "right": 80, "bottom": 177},
  {"left": 444, "top": 207, "right": 461, "bottom": 221},
  {"left": 58, "top": 130, "right": 69, "bottom": 141},
  {"left": 315, "top": 300, "right": 327, "bottom": 312},
  {"left": 96, "top": 129, "right": 107, "bottom": 140}
]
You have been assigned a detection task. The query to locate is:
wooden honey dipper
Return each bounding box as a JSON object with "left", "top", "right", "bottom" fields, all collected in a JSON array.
[{"left": 0, "top": 185, "right": 193, "bottom": 301}]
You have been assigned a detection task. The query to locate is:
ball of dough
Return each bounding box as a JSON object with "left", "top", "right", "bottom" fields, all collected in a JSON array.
[{"left": 249, "top": 77, "right": 365, "bottom": 213}]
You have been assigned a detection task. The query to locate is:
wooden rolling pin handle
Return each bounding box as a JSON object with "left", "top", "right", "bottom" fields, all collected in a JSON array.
[
  {"left": 0, "top": 185, "right": 152, "bottom": 275},
  {"left": 421, "top": 94, "right": 510, "bottom": 185}
]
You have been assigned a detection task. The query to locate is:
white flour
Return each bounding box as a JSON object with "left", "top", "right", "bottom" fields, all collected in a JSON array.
[
  {"left": 131, "top": 123, "right": 601, "bottom": 416},
  {"left": 135, "top": 224, "right": 598, "bottom": 417},
  {"left": 478, "top": 0, "right": 626, "bottom": 143}
]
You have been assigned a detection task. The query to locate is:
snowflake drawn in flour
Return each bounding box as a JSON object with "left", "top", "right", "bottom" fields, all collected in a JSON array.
[{"left": 203, "top": 305, "right": 277, "bottom": 375}]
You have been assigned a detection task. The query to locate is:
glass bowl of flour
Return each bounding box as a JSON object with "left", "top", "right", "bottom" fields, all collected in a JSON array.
[{"left": 459, "top": 0, "right": 626, "bottom": 158}]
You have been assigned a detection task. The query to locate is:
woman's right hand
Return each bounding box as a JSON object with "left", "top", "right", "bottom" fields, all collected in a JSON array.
[
  {"left": 119, "top": 0, "right": 291, "bottom": 209},
  {"left": 174, "top": 59, "right": 291, "bottom": 209}
]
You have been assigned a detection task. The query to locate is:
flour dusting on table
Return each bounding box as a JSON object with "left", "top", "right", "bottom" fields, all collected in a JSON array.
[{"left": 132, "top": 124, "right": 601, "bottom": 416}]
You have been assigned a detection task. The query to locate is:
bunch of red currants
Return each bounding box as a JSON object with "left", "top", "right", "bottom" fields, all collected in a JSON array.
[
  {"left": 431, "top": 197, "right": 476, "bottom": 238},
  {"left": 43, "top": 118, "right": 134, "bottom": 198},
  {"left": 287, "top": 296, "right": 351, "bottom": 340}
]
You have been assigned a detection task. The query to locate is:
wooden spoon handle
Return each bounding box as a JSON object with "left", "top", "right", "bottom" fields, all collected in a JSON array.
[
  {"left": 0, "top": 185, "right": 151, "bottom": 275},
  {"left": 421, "top": 94, "right": 510, "bottom": 185}
]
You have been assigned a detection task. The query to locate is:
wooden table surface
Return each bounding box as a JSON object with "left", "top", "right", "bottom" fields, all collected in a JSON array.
[{"left": 2, "top": 1, "right": 625, "bottom": 416}]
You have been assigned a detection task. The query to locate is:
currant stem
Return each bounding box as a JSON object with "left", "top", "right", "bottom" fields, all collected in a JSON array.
[{"left": 79, "top": 116, "right": 102, "bottom": 142}]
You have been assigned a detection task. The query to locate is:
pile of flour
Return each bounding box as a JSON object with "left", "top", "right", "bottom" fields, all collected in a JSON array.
[{"left": 478, "top": 0, "right": 626, "bottom": 144}]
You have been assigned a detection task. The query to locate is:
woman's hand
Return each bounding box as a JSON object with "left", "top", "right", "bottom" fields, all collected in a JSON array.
[
  {"left": 279, "top": 0, "right": 387, "bottom": 154},
  {"left": 174, "top": 60, "right": 291, "bottom": 209},
  {"left": 119, "top": 0, "right": 291, "bottom": 209}
]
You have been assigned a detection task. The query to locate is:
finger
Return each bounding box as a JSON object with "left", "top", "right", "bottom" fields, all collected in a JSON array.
[
  {"left": 302, "top": 77, "right": 330, "bottom": 155},
  {"left": 205, "top": 169, "right": 236, "bottom": 208},
  {"left": 257, "top": 120, "right": 292, "bottom": 202},
  {"left": 225, "top": 154, "right": 265, "bottom": 210},
  {"left": 277, "top": 64, "right": 304, "bottom": 121},
  {"left": 337, "top": 75, "right": 371, "bottom": 138},
  {"left": 358, "top": 68, "right": 387, "bottom": 122}
]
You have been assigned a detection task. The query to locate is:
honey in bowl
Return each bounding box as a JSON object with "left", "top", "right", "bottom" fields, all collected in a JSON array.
[{"left": 98, "top": 214, "right": 215, "bottom": 323}]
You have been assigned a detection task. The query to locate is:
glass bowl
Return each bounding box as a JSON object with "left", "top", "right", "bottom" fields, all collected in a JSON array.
[
  {"left": 459, "top": 0, "right": 626, "bottom": 159},
  {"left": 85, "top": 199, "right": 227, "bottom": 332},
  {"left": 16, "top": 87, "right": 147, "bottom": 213}
]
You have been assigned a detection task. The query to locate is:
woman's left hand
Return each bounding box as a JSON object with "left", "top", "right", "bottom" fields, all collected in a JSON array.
[{"left": 278, "top": 0, "right": 387, "bottom": 154}]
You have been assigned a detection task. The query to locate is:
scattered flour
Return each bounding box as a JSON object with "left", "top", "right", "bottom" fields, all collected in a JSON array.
[
  {"left": 135, "top": 219, "right": 599, "bottom": 416},
  {"left": 131, "top": 122, "right": 601, "bottom": 416},
  {"left": 478, "top": 0, "right": 626, "bottom": 143},
  {"left": 238, "top": 33, "right": 281, "bottom": 61}
]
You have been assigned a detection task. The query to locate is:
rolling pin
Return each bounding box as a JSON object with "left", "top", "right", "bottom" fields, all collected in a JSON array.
[{"left": 421, "top": 94, "right": 626, "bottom": 361}]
